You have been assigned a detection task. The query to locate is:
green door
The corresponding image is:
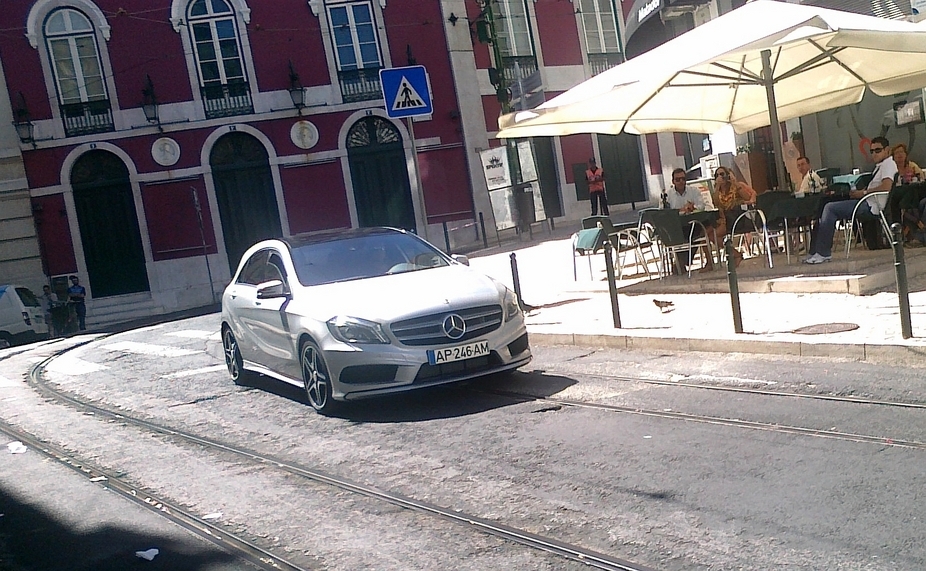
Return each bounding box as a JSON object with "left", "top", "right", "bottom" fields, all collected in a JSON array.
[
  {"left": 598, "top": 133, "right": 647, "bottom": 205},
  {"left": 71, "top": 150, "right": 149, "bottom": 298},
  {"left": 347, "top": 117, "right": 416, "bottom": 231},
  {"left": 210, "top": 133, "right": 283, "bottom": 274}
]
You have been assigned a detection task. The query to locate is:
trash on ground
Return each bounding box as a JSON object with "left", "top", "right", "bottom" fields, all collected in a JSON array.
[
  {"left": 135, "top": 548, "right": 159, "bottom": 561},
  {"left": 7, "top": 442, "right": 26, "bottom": 454},
  {"left": 202, "top": 512, "right": 222, "bottom": 520}
]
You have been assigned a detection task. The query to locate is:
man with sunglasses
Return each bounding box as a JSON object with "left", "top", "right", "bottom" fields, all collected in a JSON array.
[{"left": 805, "top": 136, "right": 896, "bottom": 264}]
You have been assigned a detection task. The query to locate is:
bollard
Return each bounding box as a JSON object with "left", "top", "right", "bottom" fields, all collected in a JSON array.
[
  {"left": 442, "top": 221, "right": 452, "bottom": 254},
  {"left": 479, "top": 212, "right": 489, "bottom": 249},
  {"left": 510, "top": 252, "right": 525, "bottom": 310},
  {"left": 890, "top": 223, "right": 913, "bottom": 339},
  {"left": 724, "top": 236, "right": 744, "bottom": 334},
  {"left": 603, "top": 241, "right": 622, "bottom": 328}
]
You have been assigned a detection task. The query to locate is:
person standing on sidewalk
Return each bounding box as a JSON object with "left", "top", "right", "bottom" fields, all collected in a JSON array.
[
  {"left": 586, "top": 158, "right": 609, "bottom": 217},
  {"left": 67, "top": 275, "right": 87, "bottom": 331},
  {"left": 804, "top": 136, "right": 897, "bottom": 264}
]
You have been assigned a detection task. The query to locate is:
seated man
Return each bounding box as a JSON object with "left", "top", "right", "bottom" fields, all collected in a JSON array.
[
  {"left": 805, "top": 136, "right": 896, "bottom": 264},
  {"left": 796, "top": 156, "right": 824, "bottom": 196},
  {"left": 666, "top": 168, "right": 714, "bottom": 272}
]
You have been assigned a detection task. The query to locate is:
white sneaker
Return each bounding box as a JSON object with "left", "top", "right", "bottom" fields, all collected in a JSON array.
[{"left": 804, "top": 253, "right": 832, "bottom": 264}]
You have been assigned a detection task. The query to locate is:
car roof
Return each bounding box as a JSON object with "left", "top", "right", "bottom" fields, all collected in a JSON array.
[{"left": 280, "top": 227, "right": 408, "bottom": 250}]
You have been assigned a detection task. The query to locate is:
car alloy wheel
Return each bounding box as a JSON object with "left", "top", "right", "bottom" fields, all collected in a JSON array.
[
  {"left": 222, "top": 327, "right": 245, "bottom": 385},
  {"left": 301, "top": 340, "right": 333, "bottom": 413}
]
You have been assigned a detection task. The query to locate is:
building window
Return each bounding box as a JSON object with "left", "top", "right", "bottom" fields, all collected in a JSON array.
[
  {"left": 327, "top": 1, "right": 383, "bottom": 102},
  {"left": 44, "top": 8, "right": 113, "bottom": 136},
  {"left": 188, "top": 0, "right": 253, "bottom": 118},
  {"left": 491, "top": 0, "right": 536, "bottom": 83},
  {"left": 579, "top": 0, "right": 622, "bottom": 75}
]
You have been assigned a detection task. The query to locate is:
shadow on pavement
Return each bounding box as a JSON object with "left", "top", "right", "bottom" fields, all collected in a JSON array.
[
  {"left": 237, "top": 370, "right": 577, "bottom": 423},
  {"left": 0, "top": 486, "right": 237, "bottom": 571}
]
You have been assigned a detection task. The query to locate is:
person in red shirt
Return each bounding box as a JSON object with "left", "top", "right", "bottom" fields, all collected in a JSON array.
[{"left": 585, "top": 157, "right": 609, "bottom": 216}]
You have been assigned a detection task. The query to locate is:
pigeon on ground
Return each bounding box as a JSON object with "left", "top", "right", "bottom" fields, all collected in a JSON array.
[{"left": 653, "top": 299, "right": 675, "bottom": 313}]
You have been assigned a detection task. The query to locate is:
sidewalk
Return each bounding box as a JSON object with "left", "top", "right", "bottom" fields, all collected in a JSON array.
[{"left": 466, "top": 220, "right": 926, "bottom": 366}]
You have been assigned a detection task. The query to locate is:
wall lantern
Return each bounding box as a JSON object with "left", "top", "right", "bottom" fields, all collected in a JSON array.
[
  {"left": 288, "top": 61, "right": 305, "bottom": 113},
  {"left": 12, "top": 93, "right": 35, "bottom": 147},
  {"left": 142, "top": 75, "right": 160, "bottom": 128}
]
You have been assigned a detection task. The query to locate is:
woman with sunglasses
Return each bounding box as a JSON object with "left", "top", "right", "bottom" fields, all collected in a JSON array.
[{"left": 710, "top": 167, "right": 757, "bottom": 266}]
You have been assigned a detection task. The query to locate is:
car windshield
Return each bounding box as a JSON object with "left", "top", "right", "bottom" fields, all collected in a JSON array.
[
  {"left": 15, "top": 287, "right": 40, "bottom": 308},
  {"left": 290, "top": 232, "right": 450, "bottom": 287}
]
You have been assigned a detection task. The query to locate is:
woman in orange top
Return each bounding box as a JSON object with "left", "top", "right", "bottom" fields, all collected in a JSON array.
[{"left": 710, "top": 167, "right": 757, "bottom": 265}]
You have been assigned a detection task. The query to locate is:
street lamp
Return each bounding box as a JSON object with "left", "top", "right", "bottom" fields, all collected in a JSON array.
[
  {"left": 142, "top": 75, "right": 161, "bottom": 129},
  {"left": 12, "top": 93, "right": 35, "bottom": 147},
  {"left": 288, "top": 61, "right": 305, "bottom": 114}
]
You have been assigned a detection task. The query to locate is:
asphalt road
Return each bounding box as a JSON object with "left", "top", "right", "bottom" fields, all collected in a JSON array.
[{"left": 0, "top": 316, "right": 924, "bottom": 570}]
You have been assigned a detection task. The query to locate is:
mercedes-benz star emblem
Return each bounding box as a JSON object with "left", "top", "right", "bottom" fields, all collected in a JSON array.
[{"left": 442, "top": 314, "right": 466, "bottom": 340}]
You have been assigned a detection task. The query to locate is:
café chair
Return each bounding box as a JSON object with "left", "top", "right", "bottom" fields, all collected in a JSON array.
[
  {"left": 571, "top": 227, "right": 605, "bottom": 280},
  {"left": 582, "top": 215, "right": 656, "bottom": 280},
  {"left": 730, "top": 205, "right": 774, "bottom": 268},
  {"left": 845, "top": 191, "right": 891, "bottom": 258},
  {"left": 763, "top": 192, "right": 820, "bottom": 264},
  {"left": 640, "top": 208, "right": 711, "bottom": 278}
]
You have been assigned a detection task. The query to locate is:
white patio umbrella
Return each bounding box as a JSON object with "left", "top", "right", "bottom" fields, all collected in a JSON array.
[{"left": 497, "top": 0, "right": 926, "bottom": 189}]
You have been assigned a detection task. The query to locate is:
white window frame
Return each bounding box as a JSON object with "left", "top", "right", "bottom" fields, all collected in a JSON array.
[
  {"left": 326, "top": 1, "right": 383, "bottom": 71},
  {"left": 44, "top": 8, "right": 108, "bottom": 105},
  {"left": 579, "top": 0, "right": 621, "bottom": 54},
  {"left": 187, "top": 0, "right": 248, "bottom": 88},
  {"left": 493, "top": 0, "right": 534, "bottom": 57}
]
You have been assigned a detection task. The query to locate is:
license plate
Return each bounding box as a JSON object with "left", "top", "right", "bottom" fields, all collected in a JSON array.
[{"left": 428, "top": 340, "right": 490, "bottom": 365}]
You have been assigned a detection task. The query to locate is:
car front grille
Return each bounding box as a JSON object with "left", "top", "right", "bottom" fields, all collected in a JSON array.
[
  {"left": 414, "top": 352, "right": 503, "bottom": 383},
  {"left": 390, "top": 304, "right": 503, "bottom": 346}
]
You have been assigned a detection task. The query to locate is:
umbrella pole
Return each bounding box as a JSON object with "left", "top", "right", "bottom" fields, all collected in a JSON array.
[{"left": 761, "top": 49, "right": 789, "bottom": 192}]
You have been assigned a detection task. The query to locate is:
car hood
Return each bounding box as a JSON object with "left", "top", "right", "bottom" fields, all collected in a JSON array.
[{"left": 295, "top": 265, "right": 505, "bottom": 323}]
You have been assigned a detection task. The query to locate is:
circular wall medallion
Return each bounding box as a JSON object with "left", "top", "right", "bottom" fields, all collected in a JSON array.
[
  {"left": 151, "top": 137, "right": 180, "bottom": 167},
  {"left": 290, "top": 120, "right": 319, "bottom": 150}
]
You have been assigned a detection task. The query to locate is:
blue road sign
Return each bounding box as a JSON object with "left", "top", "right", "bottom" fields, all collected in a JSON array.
[{"left": 380, "top": 65, "right": 433, "bottom": 119}]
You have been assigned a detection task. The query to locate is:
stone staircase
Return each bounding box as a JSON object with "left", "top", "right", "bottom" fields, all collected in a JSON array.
[{"left": 85, "top": 292, "right": 162, "bottom": 330}]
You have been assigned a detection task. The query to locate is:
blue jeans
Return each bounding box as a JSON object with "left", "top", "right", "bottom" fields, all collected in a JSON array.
[{"left": 810, "top": 199, "right": 869, "bottom": 257}]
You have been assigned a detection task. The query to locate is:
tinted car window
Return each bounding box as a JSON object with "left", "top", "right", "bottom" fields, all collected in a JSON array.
[
  {"left": 267, "top": 252, "right": 287, "bottom": 284},
  {"left": 15, "top": 287, "right": 40, "bottom": 307},
  {"left": 290, "top": 232, "right": 449, "bottom": 286},
  {"left": 237, "top": 251, "right": 269, "bottom": 286}
]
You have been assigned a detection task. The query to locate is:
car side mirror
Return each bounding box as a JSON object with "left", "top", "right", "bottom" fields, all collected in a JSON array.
[
  {"left": 256, "top": 280, "right": 290, "bottom": 299},
  {"left": 451, "top": 254, "right": 469, "bottom": 266}
]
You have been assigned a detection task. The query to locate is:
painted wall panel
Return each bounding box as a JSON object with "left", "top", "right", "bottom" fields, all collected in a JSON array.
[
  {"left": 141, "top": 180, "right": 217, "bottom": 262},
  {"left": 280, "top": 162, "right": 351, "bottom": 235},
  {"left": 419, "top": 147, "right": 473, "bottom": 222},
  {"left": 534, "top": 1, "right": 582, "bottom": 66},
  {"left": 31, "top": 193, "right": 76, "bottom": 275}
]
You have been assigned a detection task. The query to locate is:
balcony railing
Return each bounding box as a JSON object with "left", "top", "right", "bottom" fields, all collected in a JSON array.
[
  {"left": 61, "top": 100, "right": 114, "bottom": 137},
  {"left": 338, "top": 68, "right": 383, "bottom": 103},
  {"left": 588, "top": 52, "right": 623, "bottom": 76},
  {"left": 501, "top": 56, "right": 538, "bottom": 85},
  {"left": 201, "top": 82, "right": 254, "bottom": 119}
]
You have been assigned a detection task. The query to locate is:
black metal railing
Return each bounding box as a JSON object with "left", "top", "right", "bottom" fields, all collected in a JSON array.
[
  {"left": 60, "top": 100, "right": 114, "bottom": 137},
  {"left": 201, "top": 82, "right": 253, "bottom": 119},
  {"left": 338, "top": 68, "right": 383, "bottom": 103},
  {"left": 501, "top": 56, "right": 538, "bottom": 84},
  {"left": 588, "top": 52, "right": 623, "bottom": 76}
]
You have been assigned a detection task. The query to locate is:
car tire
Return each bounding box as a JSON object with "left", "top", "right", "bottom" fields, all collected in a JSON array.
[
  {"left": 300, "top": 339, "right": 336, "bottom": 414},
  {"left": 222, "top": 327, "right": 248, "bottom": 385}
]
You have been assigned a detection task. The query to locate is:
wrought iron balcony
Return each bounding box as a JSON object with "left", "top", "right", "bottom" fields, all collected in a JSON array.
[
  {"left": 501, "top": 56, "right": 538, "bottom": 85},
  {"left": 338, "top": 68, "right": 383, "bottom": 103},
  {"left": 60, "top": 100, "right": 114, "bottom": 137},
  {"left": 201, "top": 82, "right": 254, "bottom": 119},
  {"left": 588, "top": 52, "right": 623, "bottom": 76}
]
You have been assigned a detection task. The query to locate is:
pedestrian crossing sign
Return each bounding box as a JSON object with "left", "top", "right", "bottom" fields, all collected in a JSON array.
[{"left": 380, "top": 65, "right": 433, "bottom": 119}]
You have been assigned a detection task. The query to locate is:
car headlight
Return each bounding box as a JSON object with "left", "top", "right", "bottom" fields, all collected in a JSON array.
[
  {"left": 327, "top": 316, "right": 390, "bottom": 344},
  {"left": 503, "top": 288, "right": 521, "bottom": 321}
]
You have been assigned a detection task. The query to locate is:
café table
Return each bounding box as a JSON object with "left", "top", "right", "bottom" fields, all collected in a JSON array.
[
  {"left": 889, "top": 181, "right": 926, "bottom": 227},
  {"left": 679, "top": 209, "right": 719, "bottom": 270},
  {"left": 767, "top": 193, "right": 823, "bottom": 263}
]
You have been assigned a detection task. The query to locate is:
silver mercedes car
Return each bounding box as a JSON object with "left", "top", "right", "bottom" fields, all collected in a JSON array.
[{"left": 220, "top": 228, "right": 531, "bottom": 413}]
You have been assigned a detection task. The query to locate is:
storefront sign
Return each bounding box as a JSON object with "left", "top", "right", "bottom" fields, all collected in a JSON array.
[{"left": 479, "top": 147, "right": 511, "bottom": 191}]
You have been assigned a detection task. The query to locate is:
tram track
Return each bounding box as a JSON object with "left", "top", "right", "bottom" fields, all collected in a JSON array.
[{"left": 25, "top": 346, "right": 657, "bottom": 571}]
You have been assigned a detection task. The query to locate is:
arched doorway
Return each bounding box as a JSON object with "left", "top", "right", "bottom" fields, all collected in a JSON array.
[
  {"left": 210, "top": 132, "right": 282, "bottom": 273},
  {"left": 71, "top": 150, "right": 149, "bottom": 297},
  {"left": 347, "top": 116, "right": 416, "bottom": 231}
]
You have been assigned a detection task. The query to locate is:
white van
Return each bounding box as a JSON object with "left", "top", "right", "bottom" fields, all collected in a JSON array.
[{"left": 0, "top": 285, "right": 49, "bottom": 348}]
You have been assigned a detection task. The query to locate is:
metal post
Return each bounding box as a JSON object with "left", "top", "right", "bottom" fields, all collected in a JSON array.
[
  {"left": 191, "top": 187, "right": 217, "bottom": 306},
  {"left": 891, "top": 223, "right": 913, "bottom": 339},
  {"left": 761, "top": 49, "right": 789, "bottom": 192},
  {"left": 405, "top": 116, "right": 429, "bottom": 241},
  {"left": 603, "top": 242, "right": 622, "bottom": 328},
  {"left": 724, "top": 236, "right": 744, "bottom": 334},
  {"left": 509, "top": 252, "right": 524, "bottom": 310},
  {"left": 479, "top": 212, "right": 489, "bottom": 249},
  {"left": 442, "top": 221, "right": 451, "bottom": 254}
]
